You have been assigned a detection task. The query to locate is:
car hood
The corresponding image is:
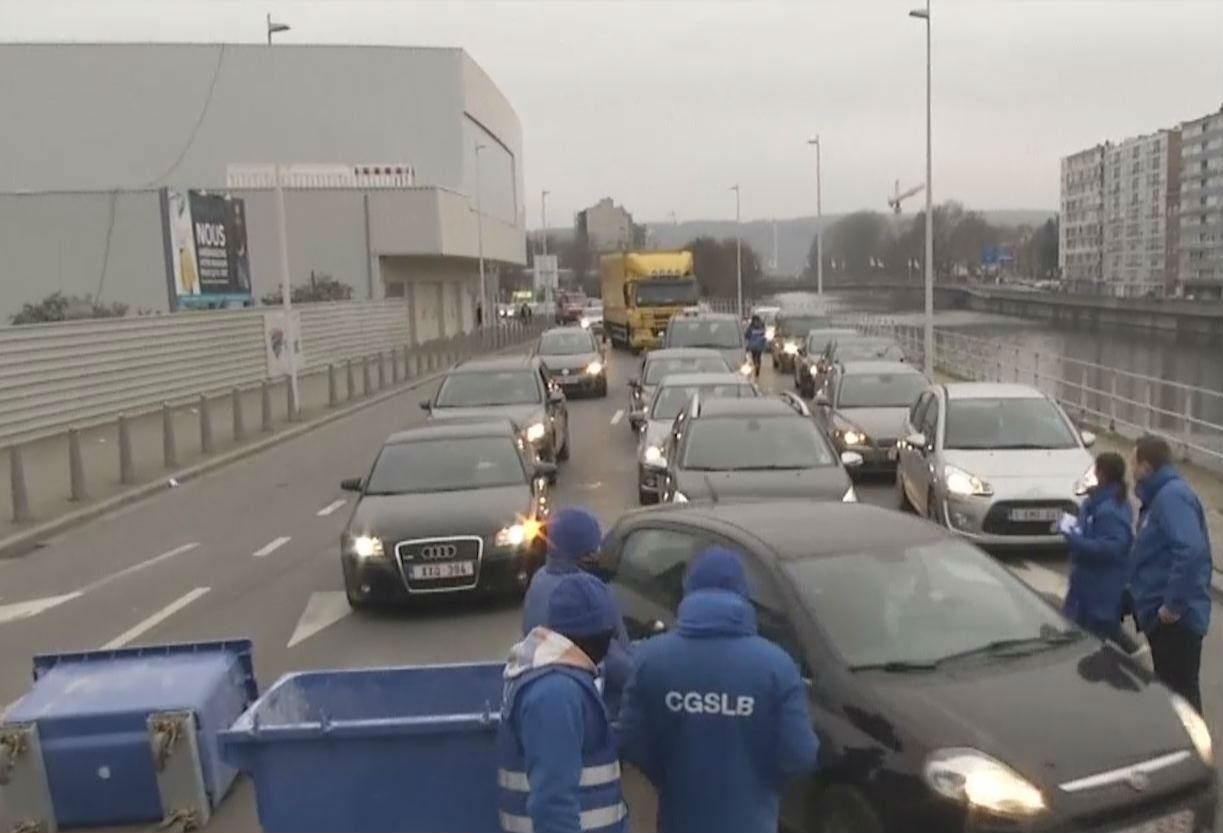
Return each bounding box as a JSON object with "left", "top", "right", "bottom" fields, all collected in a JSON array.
[
  {"left": 675, "top": 467, "right": 850, "bottom": 501},
  {"left": 836, "top": 407, "right": 909, "bottom": 440},
  {"left": 942, "top": 447, "right": 1091, "bottom": 490},
  {"left": 429, "top": 404, "right": 546, "bottom": 430},
  {"left": 347, "top": 485, "right": 531, "bottom": 542},
  {"left": 862, "top": 645, "right": 1200, "bottom": 798},
  {"left": 539, "top": 352, "right": 599, "bottom": 372}
]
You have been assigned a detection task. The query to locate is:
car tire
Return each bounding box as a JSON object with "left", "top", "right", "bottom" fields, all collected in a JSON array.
[
  {"left": 597, "top": 378, "right": 608, "bottom": 398},
  {"left": 926, "top": 487, "right": 944, "bottom": 526},
  {"left": 896, "top": 471, "right": 915, "bottom": 513},
  {"left": 557, "top": 433, "right": 570, "bottom": 462},
  {"left": 771, "top": 354, "right": 779, "bottom": 369},
  {"left": 638, "top": 486, "right": 658, "bottom": 505},
  {"left": 812, "top": 785, "right": 884, "bottom": 833}
]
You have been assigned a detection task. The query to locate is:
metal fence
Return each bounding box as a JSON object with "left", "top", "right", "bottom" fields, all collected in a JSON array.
[{"left": 855, "top": 315, "right": 1223, "bottom": 473}]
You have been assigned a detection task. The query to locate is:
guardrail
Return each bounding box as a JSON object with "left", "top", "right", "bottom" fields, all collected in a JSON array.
[
  {"left": 855, "top": 316, "right": 1223, "bottom": 474},
  {"left": 4, "top": 319, "right": 546, "bottom": 527}
]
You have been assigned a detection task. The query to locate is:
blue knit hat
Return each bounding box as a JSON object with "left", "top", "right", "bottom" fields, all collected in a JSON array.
[
  {"left": 547, "top": 507, "right": 602, "bottom": 564},
  {"left": 684, "top": 547, "right": 749, "bottom": 597},
  {"left": 547, "top": 573, "right": 618, "bottom": 638}
]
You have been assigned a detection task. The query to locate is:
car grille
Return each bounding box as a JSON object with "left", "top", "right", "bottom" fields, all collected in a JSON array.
[
  {"left": 982, "top": 500, "right": 1078, "bottom": 536},
  {"left": 875, "top": 438, "right": 898, "bottom": 449},
  {"left": 395, "top": 536, "right": 483, "bottom": 593},
  {"left": 1070, "top": 783, "right": 1206, "bottom": 833}
]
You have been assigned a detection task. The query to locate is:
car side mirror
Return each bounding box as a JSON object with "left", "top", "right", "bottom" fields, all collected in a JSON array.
[
  {"left": 841, "top": 451, "right": 864, "bottom": 468},
  {"left": 814, "top": 393, "right": 831, "bottom": 408},
  {"left": 1080, "top": 430, "right": 1097, "bottom": 448},
  {"left": 628, "top": 379, "right": 641, "bottom": 390},
  {"left": 629, "top": 410, "right": 646, "bottom": 430},
  {"left": 418, "top": 401, "right": 431, "bottom": 412},
  {"left": 340, "top": 477, "right": 363, "bottom": 492},
  {"left": 534, "top": 461, "right": 557, "bottom": 481},
  {"left": 548, "top": 388, "right": 566, "bottom": 404},
  {"left": 905, "top": 432, "right": 928, "bottom": 453}
]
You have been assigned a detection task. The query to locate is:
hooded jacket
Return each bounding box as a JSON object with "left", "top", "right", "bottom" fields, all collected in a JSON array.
[
  {"left": 1130, "top": 465, "right": 1213, "bottom": 636},
  {"left": 1062, "top": 482, "right": 1134, "bottom": 639},
  {"left": 617, "top": 589, "right": 819, "bottom": 833},
  {"left": 744, "top": 322, "right": 768, "bottom": 353}
]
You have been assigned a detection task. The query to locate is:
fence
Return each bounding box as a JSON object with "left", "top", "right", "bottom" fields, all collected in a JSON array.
[{"left": 856, "top": 316, "right": 1223, "bottom": 474}]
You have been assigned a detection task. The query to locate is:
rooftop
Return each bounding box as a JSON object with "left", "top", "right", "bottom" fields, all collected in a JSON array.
[{"left": 944, "top": 382, "right": 1045, "bottom": 400}]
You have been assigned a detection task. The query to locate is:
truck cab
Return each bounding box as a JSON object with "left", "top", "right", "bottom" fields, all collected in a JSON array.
[{"left": 601, "top": 251, "right": 699, "bottom": 352}]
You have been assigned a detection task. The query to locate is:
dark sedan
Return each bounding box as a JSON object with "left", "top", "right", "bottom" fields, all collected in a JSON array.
[
  {"left": 771, "top": 311, "right": 831, "bottom": 372},
  {"left": 654, "top": 395, "right": 861, "bottom": 504},
  {"left": 661, "top": 313, "right": 754, "bottom": 378},
  {"left": 533, "top": 326, "right": 607, "bottom": 398},
  {"left": 600, "top": 501, "right": 1216, "bottom": 833},
  {"left": 628, "top": 347, "right": 732, "bottom": 429},
  {"left": 794, "top": 327, "right": 858, "bottom": 398},
  {"left": 339, "top": 420, "right": 553, "bottom": 609},
  {"left": 814, "top": 360, "right": 929, "bottom": 473}
]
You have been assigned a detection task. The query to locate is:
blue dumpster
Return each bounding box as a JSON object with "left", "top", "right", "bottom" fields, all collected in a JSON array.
[
  {"left": 219, "top": 662, "right": 505, "bottom": 833},
  {"left": 0, "top": 640, "right": 257, "bottom": 831}
]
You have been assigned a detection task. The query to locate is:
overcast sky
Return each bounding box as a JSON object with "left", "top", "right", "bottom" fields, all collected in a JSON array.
[{"left": 3, "top": 0, "right": 1221, "bottom": 225}]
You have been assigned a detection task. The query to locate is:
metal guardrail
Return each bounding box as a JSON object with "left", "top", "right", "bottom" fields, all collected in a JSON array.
[{"left": 855, "top": 315, "right": 1223, "bottom": 474}]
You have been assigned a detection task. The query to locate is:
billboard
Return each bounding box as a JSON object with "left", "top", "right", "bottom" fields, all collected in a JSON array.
[
  {"left": 534, "top": 254, "right": 559, "bottom": 293},
  {"left": 161, "top": 189, "right": 253, "bottom": 310}
]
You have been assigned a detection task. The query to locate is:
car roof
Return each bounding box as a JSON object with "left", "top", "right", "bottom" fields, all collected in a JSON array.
[
  {"left": 944, "top": 382, "right": 1046, "bottom": 400},
  {"left": 643, "top": 347, "right": 727, "bottom": 362},
  {"left": 386, "top": 419, "right": 517, "bottom": 444},
  {"left": 656, "top": 371, "right": 746, "bottom": 387},
  {"left": 540, "top": 326, "right": 592, "bottom": 337},
  {"left": 833, "top": 334, "right": 897, "bottom": 345},
  {"left": 693, "top": 398, "right": 800, "bottom": 418},
  {"left": 806, "top": 327, "right": 858, "bottom": 338},
  {"left": 838, "top": 360, "right": 922, "bottom": 376},
  {"left": 778, "top": 309, "right": 829, "bottom": 319},
  {"left": 631, "top": 501, "right": 947, "bottom": 561},
  {"left": 670, "top": 312, "right": 738, "bottom": 323},
  {"left": 451, "top": 355, "right": 538, "bottom": 372}
]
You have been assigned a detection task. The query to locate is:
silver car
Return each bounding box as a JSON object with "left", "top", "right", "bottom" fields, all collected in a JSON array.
[
  {"left": 628, "top": 348, "right": 733, "bottom": 431},
  {"left": 895, "top": 383, "right": 1097, "bottom": 547}
]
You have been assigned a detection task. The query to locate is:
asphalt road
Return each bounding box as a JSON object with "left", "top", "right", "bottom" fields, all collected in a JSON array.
[{"left": 1, "top": 346, "right": 1219, "bottom": 832}]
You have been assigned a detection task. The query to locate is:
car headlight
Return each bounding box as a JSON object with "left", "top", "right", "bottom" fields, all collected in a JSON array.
[
  {"left": 944, "top": 464, "right": 994, "bottom": 496},
  {"left": 783, "top": 341, "right": 800, "bottom": 355},
  {"left": 586, "top": 360, "right": 604, "bottom": 376},
  {"left": 1073, "top": 463, "right": 1098, "bottom": 496},
  {"left": 672, "top": 491, "right": 689, "bottom": 503},
  {"left": 842, "top": 486, "right": 858, "bottom": 503},
  {"left": 579, "top": 317, "right": 591, "bottom": 329},
  {"left": 842, "top": 430, "right": 867, "bottom": 447},
  {"left": 739, "top": 361, "right": 754, "bottom": 376},
  {"left": 525, "top": 421, "right": 547, "bottom": 443},
  {"left": 495, "top": 518, "right": 543, "bottom": 548},
  {"left": 643, "top": 445, "right": 665, "bottom": 466},
  {"left": 924, "top": 749, "right": 1045, "bottom": 819},
  {"left": 352, "top": 534, "right": 384, "bottom": 558},
  {"left": 765, "top": 326, "right": 775, "bottom": 341},
  {"left": 1171, "top": 694, "right": 1213, "bottom": 764}
]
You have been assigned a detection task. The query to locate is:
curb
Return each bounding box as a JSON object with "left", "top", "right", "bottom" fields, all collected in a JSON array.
[{"left": 0, "top": 365, "right": 454, "bottom": 559}]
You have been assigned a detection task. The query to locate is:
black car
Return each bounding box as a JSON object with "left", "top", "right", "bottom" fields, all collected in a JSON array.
[
  {"left": 654, "top": 394, "right": 862, "bottom": 504},
  {"left": 339, "top": 420, "right": 553, "bottom": 609},
  {"left": 661, "top": 313, "right": 753, "bottom": 377},
  {"left": 822, "top": 335, "right": 907, "bottom": 369},
  {"left": 628, "top": 347, "right": 733, "bottom": 430},
  {"left": 771, "top": 311, "right": 831, "bottom": 372},
  {"left": 814, "top": 360, "right": 929, "bottom": 473},
  {"left": 794, "top": 327, "right": 858, "bottom": 398},
  {"left": 421, "top": 355, "right": 570, "bottom": 467},
  {"left": 533, "top": 326, "right": 608, "bottom": 398},
  {"left": 600, "top": 501, "right": 1217, "bottom": 833}
]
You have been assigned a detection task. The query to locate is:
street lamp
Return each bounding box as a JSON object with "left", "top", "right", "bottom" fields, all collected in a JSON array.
[
  {"left": 540, "top": 190, "right": 550, "bottom": 257},
  {"left": 474, "top": 143, "right": 487, "bottom": 327},
  {"left": 266, "top": 13, "right": 290, "bottom": 44},
  {"left": 910, "top": 0, "right": 934, "bottom": 376},
  {"left": 730, "top": 185, "right": 742, "bottom": 319},
  {"left": 806, "top": 135, "right": 823, "bottom": 296}
]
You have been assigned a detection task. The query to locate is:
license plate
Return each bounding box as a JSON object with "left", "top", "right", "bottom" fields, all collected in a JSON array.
[
  {"left": 1113, "top": 809, "right": 1193, "bottom": 833},
  {"left": 409, "top": 562, "right": 475, "bottom": 580},
  {"left": 1009, "top": 507, "right": 1061, "bottom": 522}
]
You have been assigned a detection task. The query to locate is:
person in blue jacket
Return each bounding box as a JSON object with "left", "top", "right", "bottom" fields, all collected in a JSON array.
[
  {"left": 744, "top": 315, "right": 767, "bottom": 379},
  {"left": 522, "top": 507, "right": 634, "bottom": 719},
  {"left": 498, "top": 573, "right": 629, "bottom": 833},
  {"left": 618, "top": 547, "right": 819, "bottom": 833},
  {"left": 1129, "top": 435, "right": 1213, "bottom": 712},
  {"left": 1059, "top": 451, "right": 1134, "bottom": 643}
]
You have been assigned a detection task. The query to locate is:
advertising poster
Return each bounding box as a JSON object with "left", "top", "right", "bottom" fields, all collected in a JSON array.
[
  {"left": 162, "top": 189, "right": 253, "bottom": 310},
  {"left": 263, "top": 310, "right": 303, "bottom": 380}
]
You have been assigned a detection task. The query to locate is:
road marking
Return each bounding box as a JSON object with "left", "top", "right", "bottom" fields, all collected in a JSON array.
[
  {"left": 0, "top": 592, "right": 83, "bottom": 626},
  {"left": 610, "top": 409, "right": 624, "bottom": 425},
  {"left": 289, "top": 591, "right": 353, "bottom": 648},
  {"left": 317, "top": 499, "right": 347, "bottom": 517},
  {"left": 82, "top": 542, "right": 201, "bottom": 595},
  {"left": 101, "top": 587, "right": 210, "bottom": 650},
  {"left": 253, "top": 536, "right": 291, "bottom": 558}
]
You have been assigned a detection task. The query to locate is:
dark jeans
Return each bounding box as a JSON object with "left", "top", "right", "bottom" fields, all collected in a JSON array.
[
  {"left": 749, "top": 350, "right": 762, "bottom": 377},
  {"left": 1147, "top": 620, "right": 1204, "bottom": 712}
]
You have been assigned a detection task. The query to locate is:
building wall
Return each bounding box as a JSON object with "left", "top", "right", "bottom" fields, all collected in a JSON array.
[
  {"left": 1102, "top": 131, "right": 1178, "bottom": 296},
  {"left": 578, "top": 198, "right": 634, "bottom": 253},
  {"left": 1178, "top": 107, "right": 1223, "bottom": 293},
  {"left": 1059, "top": 146, "right": 1106, "bottom": 286}
]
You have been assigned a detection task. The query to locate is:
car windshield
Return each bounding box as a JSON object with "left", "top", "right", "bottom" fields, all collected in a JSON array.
[
  {"left": 666, "top": 319, "right": 742, "bottom": 348},
  {"left": 651, "top": 383, "right": 754, "bottom": 420},
  {"left": 538, "top": 330, "right": 596, "bottom": 355},
  {"left": 634, "top": 280, "right": 699, "bottom": 306},
  {"left": 779, "top": 316, "right": 828, "bottom": 337},
  {"left": 945, "top": 397, "right": 1079, "bottom": 450},
  {"left": 435, "top": 371, "right": 541, "bottom": 407},
  {"left": 786, "top": 539, "right": 1073, "bottom": 668},
  {"left": 683, "top": 417, "right": 836, "bottom": 470},
  {"left": 643, "top": 356, "right": 731, "bottom": 384},
  {"left": 585, "top": 301, "right": 603, "bottom": 312},
  {"left": 806, "top": 330, "right": 857, "bottom": 352},
  {"left": 834, "top": 341, "right": 906, "bottom": 362},
  {"left": 364, "top": 437, "right": 525, "bottom": 494},
  {"left": 838, "top": 373, "right": 928, "bottom": 408}
]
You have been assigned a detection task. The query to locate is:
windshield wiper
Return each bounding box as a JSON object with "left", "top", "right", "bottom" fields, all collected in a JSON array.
[
  {"left": 983, "top": 442, "right": 1061, "bottom": 450},
  {"left": 849, "top": 660, "right": 938, "bottom": 673},
  {"left": 934, "top": 630, "right": 1083, "bottom": 665}
]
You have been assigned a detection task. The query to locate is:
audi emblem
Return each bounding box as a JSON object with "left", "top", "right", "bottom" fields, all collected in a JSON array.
[{"left": 418, "top": 544, "right": 457, "bottom": 560}]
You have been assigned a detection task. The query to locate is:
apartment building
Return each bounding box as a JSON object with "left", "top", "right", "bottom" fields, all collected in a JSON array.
[
  {"left": 1101, "top": 130, "right": 1180, "bottom": 297},
  {"left": 576, "top": 197, "right": 639, "bottom": 252},
  {"left": 1178, "top": 106, "right": 1223, "bottom": 298},
  {"left": 1059, "top": 145, "right": 1107, "bottom": 288}
]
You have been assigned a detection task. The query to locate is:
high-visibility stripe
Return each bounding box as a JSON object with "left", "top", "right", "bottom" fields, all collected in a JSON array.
[
  {"left": 498, "top": 769, "right": 530, "bottom": 792},
  {"left": 497, "top": 761, "right": 621, "bottom": 793},
  {"left": 500, "top": 802, "right": 627, "bottom": 833}
]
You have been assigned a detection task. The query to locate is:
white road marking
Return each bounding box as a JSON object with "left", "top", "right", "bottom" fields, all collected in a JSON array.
[
  {"left": 82, "top": 542, "right": 201, "bottom": 595},
  {"left": 0, "top": 592, "right": 83, "bottom": 626},
  {"left": 101, "top": 587, "right": 210, "bottom": 650},
  {"left": 610, "top": 409, "right": 624, "bottom": 425},
  {"left": 288, "top": 591, "right": 353, "bottom": 648},
  {"left": 317, "top": 499, "right": 347, "bottom": 517},
  {"left": 253, "top": 536, "right": 291, "bottom": 558}
]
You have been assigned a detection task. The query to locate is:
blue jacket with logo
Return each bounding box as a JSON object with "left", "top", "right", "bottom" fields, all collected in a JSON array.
[
  {"left": 1130, "top": 465, "right": 1213, "bottom": 636},
  {"left": 744, "top": 323, "right": 768, "bottom": 353},
  {"left": 1062, "top": 482, "right": 1134, "bottom": 639},
  {"left": 617, "top": 589, "right": 819, "bottom": 833}
]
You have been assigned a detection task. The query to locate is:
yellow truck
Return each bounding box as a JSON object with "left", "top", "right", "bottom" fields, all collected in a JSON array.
[{"left": 601, "top": 250, "right": 700, "bottom": 351}]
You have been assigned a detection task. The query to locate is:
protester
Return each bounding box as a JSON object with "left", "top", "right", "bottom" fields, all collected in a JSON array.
[
  {"left": 618, "top": 547, "right": 819, "bottom": 833},
  {"left": 1129, "top": 435, "right": 1213, "bottom": 711},
  {"left": 1060, "top": 451, "right": 1134, "bottom": 643},
  {"left": 498, "top": 572, "right": 628, "bottom": 833},
  {"left": 744, "top": 315, "right": 767, "bottom": 379}
]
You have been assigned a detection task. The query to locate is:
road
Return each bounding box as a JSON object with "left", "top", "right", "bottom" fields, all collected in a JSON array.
[{"left": 0, "top": 345, "right": 1219, "bottom": 832}]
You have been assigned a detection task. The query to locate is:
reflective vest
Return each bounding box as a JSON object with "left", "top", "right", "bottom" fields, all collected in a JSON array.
[{"left": 497, "top": 665, "right": 627, "bottom": 833}]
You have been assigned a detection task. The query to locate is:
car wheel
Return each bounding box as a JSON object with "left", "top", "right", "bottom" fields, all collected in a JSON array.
[
  {"left": 557, "top": 433, "right": 570, "bottom": 462},
  {"left": 771, "top": 354, "right": 779, "bottom": 369},
  {"left": 896, "top": 471, "right": 914, "bottom": 513},
  {"left": 597, "top": 378, "right": 608, "bottom": 398},
  {"left": 812, "top": 786, "right": 884, "bottom": 833},
  {"left": 638, "top": 486, "right": 658, "bottom": 505},
  {"left": 926, "top": 487, "right": 944, "bottom": 526}
]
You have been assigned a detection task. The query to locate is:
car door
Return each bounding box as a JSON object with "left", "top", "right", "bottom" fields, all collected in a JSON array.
[
  {"left": 657, "top": 410, "right": 688, "bottom": 503},
  {"left": 539, "top": 364, "right": 568, "bottom": 449},
  {"left": 899, "top": 391, "right": 933, "bottom": 506},
  {"left": 605, "top": 525, "right": 713, "bottom": 639},
  {"left": 909, "top": 394, "right": 941, "bottom": 515}
]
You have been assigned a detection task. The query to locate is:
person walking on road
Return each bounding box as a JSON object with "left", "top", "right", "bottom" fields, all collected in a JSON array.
[
  {"left": 498, "top": 572, "right": 629, "bottom": 833},
  {"left": 618, "top": 547, "right": 819, "bottom": 833},
  {"left": 744, "top": 315, "right": 767, "bottom": 379},
  {"left": 522, "top": 507, "right": 634, "bottom": 719},
  {"left": 1129, "top": 435, "right": 1213, "bottom": 712},
  {"left": 1059, "top": 452, "right": 1134, "bottom": 644}
]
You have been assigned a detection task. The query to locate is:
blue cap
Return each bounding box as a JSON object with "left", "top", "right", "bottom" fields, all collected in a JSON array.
[
  {"left": 547, "top": 573, "right": 618, "bottom": 638},
  {"left": 684, "top": 547, "right": 749, "bottom": 597},
  {"left": 547, "top": 507, "right": 602, "bottom": 564}
]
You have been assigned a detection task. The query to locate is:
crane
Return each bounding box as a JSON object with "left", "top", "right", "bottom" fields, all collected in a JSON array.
[{"left": 887, "top": 179, "right": 925, "bottom": 215}]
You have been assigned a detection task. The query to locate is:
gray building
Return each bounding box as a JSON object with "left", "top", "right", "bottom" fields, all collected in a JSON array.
[
  {"left": 0, "top": 43, "right": 526, "bottom": 334},
  {"left": 576, "top": 197, "right": 638, "bottom": 253},
  {"left": 1178, "top": 105, "right": 1223, "bottom": 298},
  {"left": 1059, "top": 145, "right": 1106, "bottom": 288},
  {"left": 1102, "top": 129, "right": 1180, "bottom": 297}
]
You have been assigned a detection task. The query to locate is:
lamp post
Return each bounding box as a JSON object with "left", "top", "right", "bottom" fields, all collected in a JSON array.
[
  {"left": 806, "top": 135, "right": 823, "bottom": 296},
  {"left": 475, "top": 143, "right": 487, "bottom": 327},
  {"left": 730, "top": 185, "right": 742, "bottom": 319},
  {"left": 910, "top": 0, "right": 934, "bottom": 375},
  {"left": 540, "top": 190, "right": 550, "bottom": 257},
  {"left": 266, "top": 13, "right": 290, "bottom": 44}
]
